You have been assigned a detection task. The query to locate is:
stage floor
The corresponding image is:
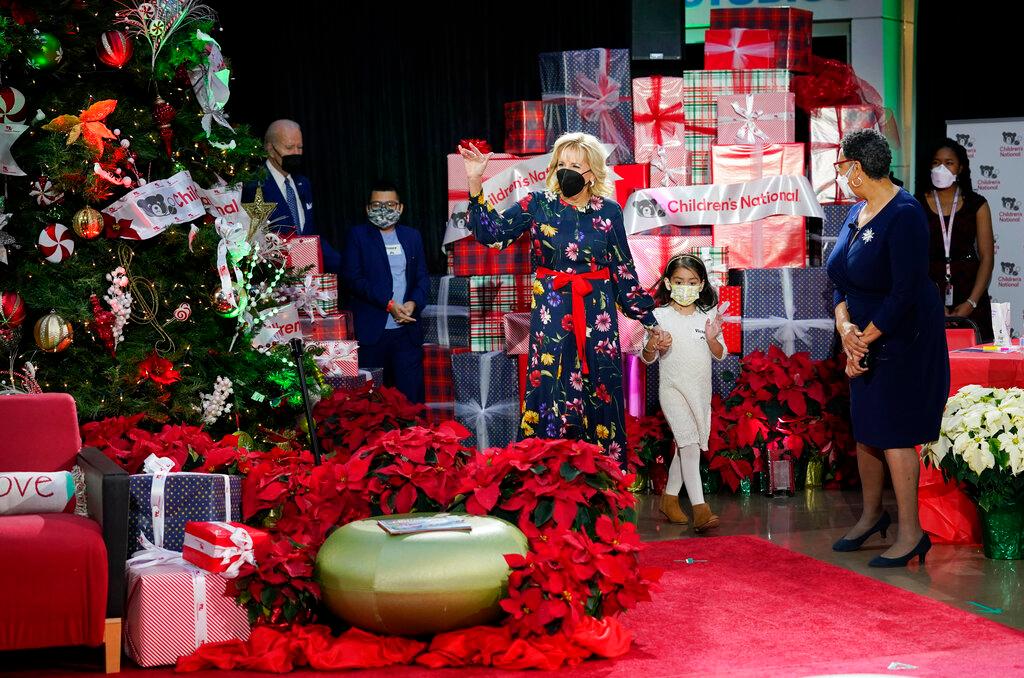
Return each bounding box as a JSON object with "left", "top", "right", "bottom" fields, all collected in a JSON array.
[{"left": 637, "top": 489, "right": 1024, "bottom": 630}]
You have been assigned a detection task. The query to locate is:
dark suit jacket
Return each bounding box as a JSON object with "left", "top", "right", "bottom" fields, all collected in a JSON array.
[
  {"left": 241, "top": 169, "right": 341, "bottom": 273},
  {"left": 343, "top": 223, "right": 429, "bottom": 345}
]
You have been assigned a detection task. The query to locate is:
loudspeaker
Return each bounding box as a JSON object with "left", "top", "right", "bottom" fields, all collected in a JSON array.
[{"left": 632, "top": 0, "right": 684, "bottom": 61}]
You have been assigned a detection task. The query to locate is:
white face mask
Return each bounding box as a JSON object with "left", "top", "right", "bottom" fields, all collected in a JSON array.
[
  {"left": 835, "top": 163, "right": 857, "bottom": 199},
  {"left": 668, "top": 282, "right": 702, "bottom": 306},
  {"left": 931, "top": 164, "right": 957, "bottom": 189}
]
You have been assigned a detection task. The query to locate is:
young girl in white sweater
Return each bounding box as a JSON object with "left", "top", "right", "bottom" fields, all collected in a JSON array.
[{"left": 641, "top": 254, "right": 726, "bottom": 532}]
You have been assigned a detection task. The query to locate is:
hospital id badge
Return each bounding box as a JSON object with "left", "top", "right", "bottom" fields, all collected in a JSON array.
[{"left": 945, "top": 283, "right": 954, "bottom": 306}]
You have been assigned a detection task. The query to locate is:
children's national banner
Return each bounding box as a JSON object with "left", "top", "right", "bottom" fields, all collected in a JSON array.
[{"left": 947, "top": 118, "right": 1024, "bottom": 337}]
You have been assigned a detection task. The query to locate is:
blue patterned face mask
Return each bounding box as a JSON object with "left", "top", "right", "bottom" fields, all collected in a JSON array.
[{"left": 368, "top": 205, "right": 401, "bottom": 229}]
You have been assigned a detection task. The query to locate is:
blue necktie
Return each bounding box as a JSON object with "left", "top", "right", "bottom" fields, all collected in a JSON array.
[{"left": 284, "top": 178, "right": 301, "bottom": 233}]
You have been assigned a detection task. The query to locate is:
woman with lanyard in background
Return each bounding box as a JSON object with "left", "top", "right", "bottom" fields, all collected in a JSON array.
[{"left": 917, "top": 138, "right": 994, "bottom": 342}]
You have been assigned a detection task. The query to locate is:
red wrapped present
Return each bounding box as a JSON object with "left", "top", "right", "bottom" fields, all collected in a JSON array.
[
  {"left": 469, "top": 275, "right": 532, "bottom": 352},
  {"left": 704, "top": 28, "right": 776, "bottom": 70},
  {"left": 124, "top": 556, "right": 250, "bottom": 667},
  {"left": 650, "top": 145, "right": 691, "bottom": 188},
  {"left": 182, "top": 521, "right": 270, "bottom": 577},
  {"left": 710, "top": 142, "right": 805, "bottom": 184},
  {"left": 447, "top": 153, "right": 524, "bottom": 221},
  {"left": 919, "top": 461, "right": 982, "bottom": 546},
  {"left": 504, "top": 101, "right": 546, "bottom": 155},
  {"left": 450, "top": 234, "right": 532, "bottom": 277},
  {"left": 710, "top": 7, "right": 813, "bottom": 72},
  {"left": 632, "top": 76, "right": 686, "bottom": 164},
  {"left": 309, "top": 339, "right": 359, "bottom": 377},
  {"left": 811, "top": 105, "right": 880, "bottom": 203},
  {"left": 503, "top": 312, "right": 531, "bottom": 356},
  {"left": 716, "top": 93, "right": 796, "bottom": 146},
  {"left": 713, "top": 216, "right": 806, "bottom": 270},
  {"left": 627, "top": 231, "right": 714, "bottom": 292},
  {"left": 283, "top": 234, "right": 323, "bottom": 275},
  {"left": 717, "top": 285, "right": 742, "bottom": 354},
  {"left": 300, "top": 311, "right": 353, "bottom": 341},
  {"left": 612, "top": 164, "right": 650, "bottom": 208}
]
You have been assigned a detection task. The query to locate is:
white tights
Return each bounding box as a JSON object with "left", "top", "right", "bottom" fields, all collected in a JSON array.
[{"left": 666, "top": 443, "right": 704, "bottom": 506}]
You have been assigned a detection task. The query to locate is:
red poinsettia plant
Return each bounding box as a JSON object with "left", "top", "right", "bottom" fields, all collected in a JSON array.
[
  {"left": 625, "top": 411, "right": 672, "bottom": 494},
  {"left": 313, "top": 384, "right": 425, "bottom": 462},
  {"left": 707, "top": 346, "right": 855, "bottom": 492}
]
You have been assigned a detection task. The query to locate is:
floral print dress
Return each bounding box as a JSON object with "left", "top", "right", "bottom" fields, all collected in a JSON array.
[{"left": 467, "top": 190, "right": 657, "bottom": 463}]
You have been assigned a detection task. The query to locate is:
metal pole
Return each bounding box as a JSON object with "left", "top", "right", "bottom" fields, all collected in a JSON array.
[{"left": 289, "top": 338, "right": 322, "bottom": 465}]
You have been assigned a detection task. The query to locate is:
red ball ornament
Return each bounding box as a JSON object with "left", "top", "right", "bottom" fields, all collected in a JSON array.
[
  {"left": 96, "top": 30, "right": 133, "bottom": 68},
  {"left": 0, "top": 291, "right": 26, "bottom": 328}
]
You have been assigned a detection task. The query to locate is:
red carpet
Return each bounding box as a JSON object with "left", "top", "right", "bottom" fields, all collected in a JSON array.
[{"left": 10, "top": 536, "right": 1024, "bottom": 677}]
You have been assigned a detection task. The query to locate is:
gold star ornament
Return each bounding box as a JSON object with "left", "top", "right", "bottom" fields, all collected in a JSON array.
[{"left": 241, "top": 186, "right": 277, "bottom": 236}]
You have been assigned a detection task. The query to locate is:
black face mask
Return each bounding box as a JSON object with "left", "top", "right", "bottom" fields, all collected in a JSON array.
[
  {"left": 279, "top": 153, "right": 303, "bottom": 175},
  {"left": 556, "top": 168, "right": 589, "bottom": 198}
]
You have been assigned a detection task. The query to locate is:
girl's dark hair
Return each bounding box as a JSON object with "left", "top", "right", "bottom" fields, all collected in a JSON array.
[
  {"left": 922, "top": 138, "right": 976, "bottom": 197},
  {"left": 652, "top": 254, "right": 718, "bottom": 311}
]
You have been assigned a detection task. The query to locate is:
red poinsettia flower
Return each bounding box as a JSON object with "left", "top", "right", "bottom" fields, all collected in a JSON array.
[
  {"left": 136, "top": 352, "right": 181, "bottom": 385},
  {"left": 709, "top": 454, "right": 753, "bottom": 492}
]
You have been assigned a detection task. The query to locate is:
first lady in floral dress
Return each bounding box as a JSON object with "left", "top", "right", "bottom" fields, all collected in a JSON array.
[{"left": 458, "top": 132, "right": 670, "bottom": 463}]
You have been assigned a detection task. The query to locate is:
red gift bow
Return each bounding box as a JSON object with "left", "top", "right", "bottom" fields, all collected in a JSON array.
[
  {"left": 458, "top": 138, "right": 491, "bottom": 154},
  {"left": 633, "top": 75, "right": 686, "bottom": 147},
  {"left": 536, "top": 266, "right": 609, "bottom": 375}
]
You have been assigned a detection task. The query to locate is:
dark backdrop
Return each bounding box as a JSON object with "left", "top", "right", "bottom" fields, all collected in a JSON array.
[{"left": 216, "top": 1, "right": 1021, "bottom": 271}]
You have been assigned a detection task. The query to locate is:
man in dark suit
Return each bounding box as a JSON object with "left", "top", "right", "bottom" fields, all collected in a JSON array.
[
  {"left": 242, "top": 119, "right": 341, "bottom": 272},
  {"left": 343, "top": 180, "right": 428, "bottom": 403}
]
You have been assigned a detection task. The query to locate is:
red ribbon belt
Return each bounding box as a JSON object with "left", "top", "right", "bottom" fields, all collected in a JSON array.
[{"left": 536, "top": 266, "right": 610, "bottom": 375}]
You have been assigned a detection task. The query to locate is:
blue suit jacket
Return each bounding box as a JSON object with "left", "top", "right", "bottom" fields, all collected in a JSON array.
[
  {"left": 242, "top": 171, "right": 341, "bottom": 273},
  {"left": 343, "top": 223, "right": 429, "bottom": 345}
]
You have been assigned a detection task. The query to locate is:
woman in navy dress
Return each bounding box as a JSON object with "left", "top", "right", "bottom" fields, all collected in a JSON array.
[
  {"left": 457, "top": 133, "right": 670, "bottom": 464},
  {"left": 826, "top": 129, "right": 950, "bottom": 567}
]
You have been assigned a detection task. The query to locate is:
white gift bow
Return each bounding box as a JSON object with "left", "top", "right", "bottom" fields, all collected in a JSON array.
[
  {"left": 651, "top": 145, "right": 689, "bottom": 188},
  {"left": 215, "top": 217, "right": 249, "bottom": 307},
  {"left": 143, "top": 454, "right": 175, "bottom": 548},
  {"left": 454, "top": 351, "right": 520, "bottom": 450},
  {"left": 181, "top": 522, "right": 256, "bottom": 579},
  {"left": 704, "top": 28, "right": 775, "bottom": 69},
  {"left": 740, "top": 269, "right": 834, "bottom": 355},
  {"left": 729, "top": 94, "right": 772, "bottom": 145},
  {"left": 421, "top": 275, "right": 469, "bottom": 348},
  {"left": 315, "top": 341, "right": 359, "bottom": 377},
  {"left": 288, "top": 273, "right": 329, "bottom": 322}
]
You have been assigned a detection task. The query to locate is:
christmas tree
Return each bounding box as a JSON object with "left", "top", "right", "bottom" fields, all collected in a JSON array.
[{"left": 0, "top": 2, "right": 321, "bottom": 431}]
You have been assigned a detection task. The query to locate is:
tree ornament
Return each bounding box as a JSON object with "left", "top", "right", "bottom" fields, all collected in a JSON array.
[
  {"left": 152, "top": 95, "right": 176, "bottom": 158},
  {"left": 171, "top": 302, "right": 192, "bottom": 322},
  {"left": 26, "top": 31, "right": 63, "bottom": 70},
  {"left": 42, "top": 99, "right": 117, "bottom": 158},
  {"left": 103, "top": 265, "right": 132, "bottom": 347},
  {"left": 212, "top": 285, "right": 246, "bottom": 318},
  {"left": 34, "top": 310, "right": 74, "bottom": 353},
  {"left": 0, "top": 121, "right": 27, "bottom": 176},
  {"left": 0, "top": 199, "right": 17, "bottom": 265},
  {"left": 29, "top": 177, "right": 64, "bottom": 206},
  {"left": 114, "top": 0, "right": 215, "bottom": 72},
  {"left": 72, "top": 206, "right": 104, "bottom": 239},
  {"left": 88, "top": 294, "right": 117, "bottom": 357},
  {"left": 137, "top": 351, "right": 181, "bottom": 385},
  {"left": 0, "top": 87, "right": 27, "bottom": 124},
  {"left": 96, "top": 30, "right": 134, "bottom": 68},
  {"left": 0, "top": 291, "right": 26, "bottom": 328},
  {"left": 37, "top": 223, "right": 74, "bottom": 263},
  {"left": 0, "top": 325, "right": 21, "bottom": 356},
  {"left": 196, "top": 375, "right": 233, "bottom": 425}
]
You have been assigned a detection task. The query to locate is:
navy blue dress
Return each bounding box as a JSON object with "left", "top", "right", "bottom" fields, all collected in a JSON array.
[{"left": 826, "top": 189, "right": 950, "bottom": 449}]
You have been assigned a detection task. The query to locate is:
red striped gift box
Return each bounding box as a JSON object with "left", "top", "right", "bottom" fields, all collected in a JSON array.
[
  {"left": 710, "top": 7, "right": 813, "bottom": 72},
  {"left": 502, "top": 312, "right": 531, "bottom": 355},
  {"left": 713, "top": 216, "right": 806, "bottom": 270},
  {"left": 309, "top": 339, "right": 359, "bottom": 377},
  {"left": 504, "top": 101, "right": 546, "bottom": 155},
  {"left": 650, "top": 146, "right": 692, "bottom": 188},
  {"left": 810, "top": 105, "right": 880, "bottom": 204},
  {"left": 710, "top": 142, "right": 805, "bottom": 184},
  {"left": 182, "top": 521, "right": 270, "bottom": 577},
  {"left": 716, "top": 93, "right": 796, "bottom": 146},
  {"left": 283, "top": 235, "right": 323, "bottom": 275}
]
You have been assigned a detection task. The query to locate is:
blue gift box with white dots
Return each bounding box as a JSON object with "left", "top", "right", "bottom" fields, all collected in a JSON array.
[{"left": 127, "top": 472, "right": 242, "bottom": 555}]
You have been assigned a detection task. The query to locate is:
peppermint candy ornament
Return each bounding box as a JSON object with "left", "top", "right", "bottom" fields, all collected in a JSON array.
[
  {"left": 29, "top": 177, "right": 64, "bottom": 205},
  {"left": 0, "top": 87, "right": 27, "bottom": 124},
  {"left": 37, "top": 223, "right": 74, "bottom": 263}
]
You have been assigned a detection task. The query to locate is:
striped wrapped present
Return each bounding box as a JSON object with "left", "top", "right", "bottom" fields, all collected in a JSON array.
[
  {"left": 716, "top": 93, "right": 796, "bottom": 146},
  {"left": 469, "top": 274, "right": 533, "bottom": 352}
]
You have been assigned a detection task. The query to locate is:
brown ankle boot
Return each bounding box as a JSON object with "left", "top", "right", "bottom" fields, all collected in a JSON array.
[
  {"left": 659, "top": 494, "right": 688, "bottom": 524},
  {"left": 692, "top": 503, "right": 720, "bottom": 533}
]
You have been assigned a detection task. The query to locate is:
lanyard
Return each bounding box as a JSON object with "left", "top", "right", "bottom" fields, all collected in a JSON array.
[{"left": 933, "top": 188, "right": 960, "bottom": 283}]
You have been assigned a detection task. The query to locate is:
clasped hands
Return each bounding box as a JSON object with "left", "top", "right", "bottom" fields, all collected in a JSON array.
[
  {"left": 389, "top": 300, "right": 417, "bottom": 324},
  {"left": 840, "top": 321, "right": 869, "bottom": 379},
  {"left": 644, "top": 327, "right": 673, "bottom": 354}
]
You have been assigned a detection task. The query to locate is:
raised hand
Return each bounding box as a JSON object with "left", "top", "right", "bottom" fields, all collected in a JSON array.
[
  {"left": 705, "top": 314, "right": 723, "bottom": 340},
  {"left": 457, "top": 143, "right": 492, "bottom": 181}
]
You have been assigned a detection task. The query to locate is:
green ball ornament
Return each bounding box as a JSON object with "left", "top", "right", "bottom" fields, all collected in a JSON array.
[
  {"left": 211, "top": 285, "right": 247, "bottom": 318},
  {"left": 26, "top": 32, "right": 63, "bottom": 70}
]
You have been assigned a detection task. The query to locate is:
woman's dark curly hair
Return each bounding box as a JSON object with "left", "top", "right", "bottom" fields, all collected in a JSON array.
[
  {"left": 840, "top": 128, "right": 892, "bottom": 180},
  {"left": 652, "top": 254, "right": 718, "bottom": 312}
]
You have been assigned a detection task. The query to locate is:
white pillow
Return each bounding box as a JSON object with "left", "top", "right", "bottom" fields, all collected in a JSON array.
[{"left": 0, "top": 471, "right": 76, "bottom": 516}]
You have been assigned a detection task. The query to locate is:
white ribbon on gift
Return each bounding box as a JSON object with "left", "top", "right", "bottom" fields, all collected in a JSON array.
[
  {"left": 718, "top": 300, "right": 741, "bottom": 336},
  {"left": 704, "top": 28, "right": 775, "bottom": 69},
  {"left": 314, "top": 341, "right": 359, "bottom": 377},
  {"left": 214, "top": 217, "right": 249, "bottom": 307},
  {"left": 421, "top": 275, "right": 469, "bottom": 348},
  {"left": 181, "top": 521, "right": 256, "bottom": 579},
  {"left": 724, "top": 94, "right": 781, "bottom": 145},
  {"left": 740, "top": 269, "right": 834, "bottom": 355},
  {"left": 454, "top": 351, "right": 520, "bottom": 450},
  {"left": 651, "top": 145, "right": 690, "bottom": 188},
  {"left": 287, "top": 273, "right": 329, "bottom": 323},
  {"left": 140, "top": 455, "right": 234, "bottom": 550},
  {"left": 808, "top": 232, "right": 840, "bottom": 259}
]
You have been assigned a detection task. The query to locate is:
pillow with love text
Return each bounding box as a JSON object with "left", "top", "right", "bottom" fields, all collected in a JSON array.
[{"left": 0, "top": 471, "right": 78, "bottom": 515}]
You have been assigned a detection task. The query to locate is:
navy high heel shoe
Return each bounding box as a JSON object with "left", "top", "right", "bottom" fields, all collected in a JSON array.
[
  {"left": 832, "top": 511, "right": 892, "bottom": 552},
  {"left": 869, "top": 533, "right": 932, "bottom": 568}
]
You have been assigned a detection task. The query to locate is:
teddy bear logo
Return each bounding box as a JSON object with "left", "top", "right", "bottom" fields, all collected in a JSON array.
[
  {"left": 1003, "top": 132, "right": 1021, "bottom": 145},
  {"left": 954, "top": 133, "right": 973, "bottom": 148},
  {"left": 1001, "top": 262, "right": 1019, "bottom": 276},
  {"left": 633, "top": 199, "right": 666, "bottom": 219},
  {"left": 135, "top": 194, "right": 178, "bottom": 218},
  {"left": 980, "top": 165, "right": 998, "bottom": 179},
  {"left": 449, "top": 211, "right": 468, "bottom": 230},
  {"left": 1001, "top": 196, "right": 1020, "bottom": 211}
]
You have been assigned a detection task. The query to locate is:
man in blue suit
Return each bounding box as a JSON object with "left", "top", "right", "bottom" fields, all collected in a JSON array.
[
  {"left": 343, "top": 180, "right": 428, "bottom": 403},
  {"left": 242, "top": 119, "right": 341, "bottom": 273}
]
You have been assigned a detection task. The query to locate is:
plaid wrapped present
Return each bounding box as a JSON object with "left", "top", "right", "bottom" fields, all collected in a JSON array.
[
  {"left": 690, "top": 246, "right": 729, "bottom": 289},
  {"left": 315, "top": 274, "right": 338, "bottom": 315},
  {"left": 716, "top": 93, "right": 796, "bottom": 146},
  {"left": 710, "top": 7, "right": 813, "bottom": 72},
  {"left": 450, "top": 233, "right": 532, "bottom": 277},
  {"left": 452, "top": 351, "right": 521, "bottom": 450},
  {"left": 504, "top": 101, "right": 546, "bottom": 155},
  {"left": 503, "top": 312, "right": 531, "bottom": 355},
  {"left": 712, "top": 354, "right": 743, "bottom": 399},
  {"left": 704, "top": 29, "right": 776, "bottom": 70},
  {"left": 613, "top": 163, "right": 650, "bottom": 208},
  {"left": 632, "top": 76, "right": 685, "bottom": 163},
  {"left": 300, "top": 311, "right": 353, "bottom": 341},
  {"left": 710, "top": 142, "right": 805, "bottom": 184},
  {"left": 713, "top": 216, "right": 806, "bottom": 269},
  {"left": 627, "top": 231, "right": 714, "bottom": 292},
  {"left": 540, "top": 48, "right": 634, "bottom": 164},
  {"left": 469, "top": 275, "right": 533, "bottom": 352},
  {"left": 718, "top": 285, "right": 742, "bottom": 354},
  {"left": 283, "top": 235, "right": 323, "bottom": 274},
  {"left": 650, "top": 145, "right": 691, "bottom": 188},
  {"left": 310, "top": 339, "right": 358, "bottom": 377},
  {"left": 325, "top": 366, "right": 383, "bottom": 392},
  {"left": 683, "top": 69, "right": 793, "bottom": 184},
  {"left": 424, "top": 343, "right": 471, "bottom": 426},
  {"left": 423, "top": 275, "right": 470, "bottom": 347},
  {"left": 811, "top": 106, "right": 880, "bottom": 203},
  {"left": 731, "top": 267, "right": 836, "bottom": 360},
  {"left": 128, "top": 468, "right": 242, "bottom": 555}
]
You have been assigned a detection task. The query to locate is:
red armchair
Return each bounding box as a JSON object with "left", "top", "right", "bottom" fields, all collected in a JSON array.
[{"left": 0, "top": 393, "right": 128, "bottom": 673}]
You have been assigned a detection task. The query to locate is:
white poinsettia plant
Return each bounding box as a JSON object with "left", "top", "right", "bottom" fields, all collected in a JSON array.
[{"left": 922, "top": 385, "right": 1024, "bottom": 510}]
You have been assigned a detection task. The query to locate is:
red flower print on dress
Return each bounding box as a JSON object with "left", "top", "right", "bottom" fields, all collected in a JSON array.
[
  {"left": 530, "top": 369, "right": 542, "bottom": 388},
  {"left": 562, "top": 315, "right": 574, "bottom": 332},
  {"left": 595, "top": 383, "right": 613, "bottom": 404},
  {"left": 518, "top": 194, "right": 533, "bottom": 211},
  {"left": 592, "top": 216, "right": 613, "bottom": 232},
  {"left": 570, "top": 371, "right": 584, "bottom": 391}
]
